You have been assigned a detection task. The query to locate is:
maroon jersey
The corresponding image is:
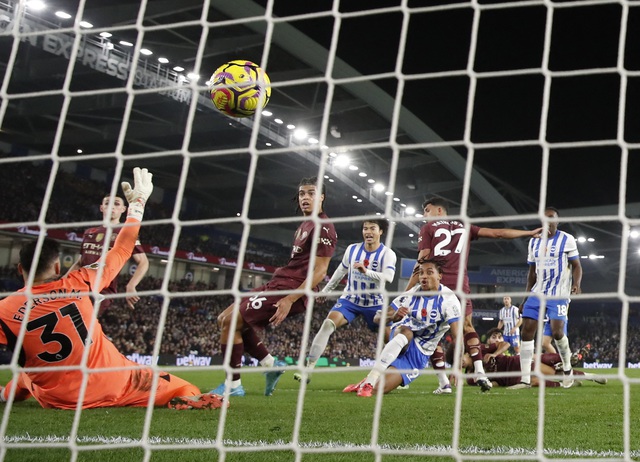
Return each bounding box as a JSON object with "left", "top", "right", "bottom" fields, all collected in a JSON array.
[
  {"left": 272, "top": 213, "right": 337, "bottom": 284},
  {"left": 240, "top": 213, "right": 337, "bottom": 329},
  {"left": 418, "top": 220, "right": 480, "bottom": 294},
  {"left": 79, "top": 225, "right": 145, "bottom": 296}
]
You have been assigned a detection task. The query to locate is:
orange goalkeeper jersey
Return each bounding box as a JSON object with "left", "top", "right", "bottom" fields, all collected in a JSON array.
[{"left": 0, "top": 220, "right": 191, "bottom": 409}]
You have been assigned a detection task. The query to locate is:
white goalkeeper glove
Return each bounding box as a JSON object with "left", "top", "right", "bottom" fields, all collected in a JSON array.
[{"left": 121, "top": 167, "right": 153, "bottom": 221}]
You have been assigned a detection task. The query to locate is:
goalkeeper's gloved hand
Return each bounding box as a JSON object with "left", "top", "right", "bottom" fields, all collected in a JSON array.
[{"left": 121, "top": 167, "right": 153, "bottom": 221}]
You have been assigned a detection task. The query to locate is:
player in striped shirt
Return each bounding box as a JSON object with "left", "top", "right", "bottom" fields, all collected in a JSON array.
[
  {"left": 343, "top": 259, "right": 463, "bottom": 397},
  {"left": 509, "top": 207, "right": 582, "bottom": 389},
  {"left": 497, "top": 296, "right": 522, "bottom": 354},
  {"left": 299, "top": 220, "right": 396, "bottom": 381}
]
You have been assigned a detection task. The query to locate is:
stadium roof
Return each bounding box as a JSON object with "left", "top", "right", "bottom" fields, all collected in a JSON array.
[{"left": 1, "top": 0, "right": 639, "bottom": 295}]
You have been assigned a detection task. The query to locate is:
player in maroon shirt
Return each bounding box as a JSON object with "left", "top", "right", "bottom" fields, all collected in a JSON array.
[
  {"left": 456, "top": 329, "right": 607, "bottom": 387},
  {"left": 405, "top": 197, "right": 541, "bottom": 393},
  {"left": 67, "top": 195, "right": 149, "bottom": 314},
  {"left": 213, "top": 177, "right": 338, "bottom": 397}
]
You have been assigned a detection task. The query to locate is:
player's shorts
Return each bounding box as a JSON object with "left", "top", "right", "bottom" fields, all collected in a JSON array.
[
  {"left": 239, "top": 278, "right": 308, "bottom": 329},
  {"left": 503, "top": 334, "right": 520, "bottom": 348},
  {"left": 330, "top": 299, "right": 383, "bottom": 331},
  {"left": 388, "top": 328, "right": 429, "bottom": 387},
  {"left": 543, "top": 317, "right": 568, "bottom": 337},
  {"left": 522, "top": 296, "right": 569, "bottom": 323}
]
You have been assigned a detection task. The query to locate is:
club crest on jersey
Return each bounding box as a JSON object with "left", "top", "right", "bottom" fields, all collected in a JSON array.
[{"left": 96, "top": 233, "right": 104, "bottom": 242}]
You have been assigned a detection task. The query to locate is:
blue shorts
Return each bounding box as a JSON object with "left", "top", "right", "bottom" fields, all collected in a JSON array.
[
  {"left": 330, "top": 299, "right": 382, "bottom": 332},
  {"left": 543, "top": 315, "right": 568, "bottom": 337},
  {"left": 503, "top": 334, "right": 520, "bottom": 348},
  {"left": 388, "top": 328, "right": 429, "bottom": 386},
  {"left": 522, "top": 296, "right": 569, "bottom": 323}
]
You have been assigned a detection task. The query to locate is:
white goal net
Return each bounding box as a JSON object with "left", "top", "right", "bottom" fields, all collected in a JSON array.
[{"left": 0, "top": 0, "right": 638, "bottom": 460}]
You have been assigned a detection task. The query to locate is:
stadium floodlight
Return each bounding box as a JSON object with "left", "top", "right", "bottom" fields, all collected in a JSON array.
[
  {"left": 173, "top": 66, "right": 185, "bottom": 72},
  {"left": 56, "top": 11, "right": 72, "bottom": 19},
  {"left": 158, "top": 57, "right": 169, "bottom": 64},
  {"left": 79, "top": 21, "right": 93, "bottom": 28},
  {"left": 26, "top": 0, "right": 46, "bottom": 10},
  {"left": 140, "top": 49, "right": 153, "bottom": 55}
]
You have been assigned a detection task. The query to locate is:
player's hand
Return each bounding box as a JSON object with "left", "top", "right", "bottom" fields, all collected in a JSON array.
[
  {"left": 316, "top": 295, "right": 327, "bottom": 304},
  {"left": 121, "top": 167, "right": 153, "bottom": 221},
  {"left": 392, "top": 306, "right": 409, "bottom": 322},
  {"left": 353, "top": 262, "right": 367, "bottom": 274},
  {"left": 270, "top": 296, "right": 294, "bottom": 326},
  {"left": 531, "top": 227, "right": 543, "bottom": 238},
  {"left": 571, "top": 285, "right": 581, "bottom": 295},
  {"left": 121, "top": 167, "right": 153, "bottom": 205},
  {"left": 125, "top": 283, "right": 140, "bottom": 309}
]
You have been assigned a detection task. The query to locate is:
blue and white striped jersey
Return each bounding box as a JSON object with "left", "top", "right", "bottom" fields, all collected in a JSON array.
[
  {"left": 322, "top": 242, "right": 397, "bottom": 307},
  {"left": 390, "top": 284, "right": 461, "bottom": 356},
  {"left": 527, "top": 230, "right": 579, "bottom": 297},
  {"left": 499, "top": 305, "right": 521, "bottom": 336}
]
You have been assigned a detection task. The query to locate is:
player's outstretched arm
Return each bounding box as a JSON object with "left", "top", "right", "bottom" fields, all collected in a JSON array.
[{"left": 478, "top": 227, "right": 542, "bottom": 240}]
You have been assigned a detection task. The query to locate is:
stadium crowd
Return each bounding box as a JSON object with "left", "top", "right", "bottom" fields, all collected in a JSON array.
[{"left": 1, "top": 161, "right": 639, "bottom": 365}]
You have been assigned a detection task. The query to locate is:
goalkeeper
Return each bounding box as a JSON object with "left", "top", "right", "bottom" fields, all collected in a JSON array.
[{"left": 0, "top": 168, "right": 224, "bottom": 410}]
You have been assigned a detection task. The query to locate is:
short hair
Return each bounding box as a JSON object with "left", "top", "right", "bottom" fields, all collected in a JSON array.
[
  {"left": 422, "top": 196, "right": 449, "bottom": 212},
  {"left": 102, "top": 195, "right": 125, "bottom": 203},
  {"left": 486, "top": 327, "right": 503, "bottom": 340},
  {"left": 363, "top": 218, "right": 389, "bottom": 235},
  {"left": 416, "top": 258, "right": 443, "bottom": 273},
  {"left": 19, "top": 238, "right": 60, "bottom": 278},
  {"left": 295, "top": 176, "right": 326, "bottom": 210},
  {"left": 545, "top": 206, "right": 559, "bottom": 216}
]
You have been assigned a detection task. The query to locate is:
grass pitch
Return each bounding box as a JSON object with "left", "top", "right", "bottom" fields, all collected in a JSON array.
[{"left": 0, "top": 367, "right": 637, "bottom": 461}]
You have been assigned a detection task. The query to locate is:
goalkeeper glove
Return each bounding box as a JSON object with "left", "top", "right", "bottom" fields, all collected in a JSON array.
[{"left": 121, "top": 167, "right": 153, "bottom": 221}]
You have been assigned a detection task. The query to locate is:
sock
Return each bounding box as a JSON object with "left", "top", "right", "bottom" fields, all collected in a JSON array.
[
  {"left": 242, "top": 326, "right": 269, "bottom": 361},
  {"left": 366, "top": 333, "right": 409, "bottom": 386},
  {"left": 308, "top": 319, "right": 336, "bottom": 368},
  {"left": 464, "top": 332, "right": 485, "bottom": 374},
  {"left": 221, "top": 343, "right": 244, "bottom": 382},
  {"left": 520, "top": 340, "right": 534, "bottom": 385},
  {"left": 430, "top": 348, "right": 450, "bottom": 387},
  {"left": 555, "top": 335, "right": 572, "bottom": 373},
  {"left": 231, "top": 379, "right": 242, "bottom": 388},
  {"left": 260, "top": 354, "right": 275, "bottom": 368}
]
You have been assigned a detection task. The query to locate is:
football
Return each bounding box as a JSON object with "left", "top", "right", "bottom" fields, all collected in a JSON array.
[{"left": 209, "top": 60, "right": 271, "bottom": 118}]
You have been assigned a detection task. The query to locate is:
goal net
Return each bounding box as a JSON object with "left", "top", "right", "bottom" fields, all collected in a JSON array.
[{"left": 0, "top": 0, "right": 638, "bottom": 460}]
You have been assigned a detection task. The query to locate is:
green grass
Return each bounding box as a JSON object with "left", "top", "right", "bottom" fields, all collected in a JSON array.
[{"left": 0, "top": 368, "right": 638, "bottom": 461}]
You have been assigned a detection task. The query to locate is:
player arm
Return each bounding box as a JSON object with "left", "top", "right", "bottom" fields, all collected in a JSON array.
[
  {"left": 477, "top": 227, "right": 542, "bottom": 239},
  {"left": 124, "top": 252, "right": 149, "bottom": 309},
  {"left": 485, "top": 340, "right": 511, "bottom": 360},
  {"left": 569, "top": 257, "right": 582, "bottom": 294},
  {"left": 405, "top": 248, "right": 430, "bottom": 291},
  {"left": 497, "top": 319, "right": 504, "bottom": 330},
  {"left": 321, "top": 262, "right": 348, "bottom": 294},
  {"left": 270, "top": 256, "right": 332, "bottom": 326},
  {"left": 520, "top": 264, "right": 537, "bottom": 308}
]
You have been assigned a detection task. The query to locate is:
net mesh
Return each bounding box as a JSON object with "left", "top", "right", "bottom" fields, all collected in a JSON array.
[{"left": 0, "top": 0, "right": 638, "bottom": 460}]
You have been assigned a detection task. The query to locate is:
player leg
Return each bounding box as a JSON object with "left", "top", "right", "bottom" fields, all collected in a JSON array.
[
  {"left": 542, "top": 316, "right": 558, "bottom": 353},
  {"left": 548, "top": 301, "right": 573, "bottom": 387},
  {"left": 0, "top": 373, "right": 33, "bottom": 403},
  {"left": 461, "top": 300, "right": 491, "bottom": 392},
  {"left": 212, "top": 301, "right": 246, "bottom": 396},
  {"left": 511, "top": 297, "right": 539, "bottom": 389},
  {"left": 306, "top": 303, "right": 351, "bottom": 368},
  {"left": 359, "top": 337, "right": 429, "bottom": 397},
  {"left": 355, "top": 326, "right": 413, "bottom": 397},
  {"left": 430, "top": 345, "right": 452, "bottom": 394}
]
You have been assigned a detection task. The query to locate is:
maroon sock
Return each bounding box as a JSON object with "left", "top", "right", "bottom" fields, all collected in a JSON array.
[
  {"left": 431, "top": 348, "right": 446, "bottom": 370},
  {"left": 221, "top": 342, "right": 244, "bottom": 381},
  {"left": 241, "top": 326, "right": 269, "bottom": 361},
  {"left": 464, "top": 332, "right": 483, "bottom": 361}
]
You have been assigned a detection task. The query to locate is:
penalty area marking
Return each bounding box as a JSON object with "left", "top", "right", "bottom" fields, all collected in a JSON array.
[{"left": 1, "top": 435, "right": 638, "bottom": 458}]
